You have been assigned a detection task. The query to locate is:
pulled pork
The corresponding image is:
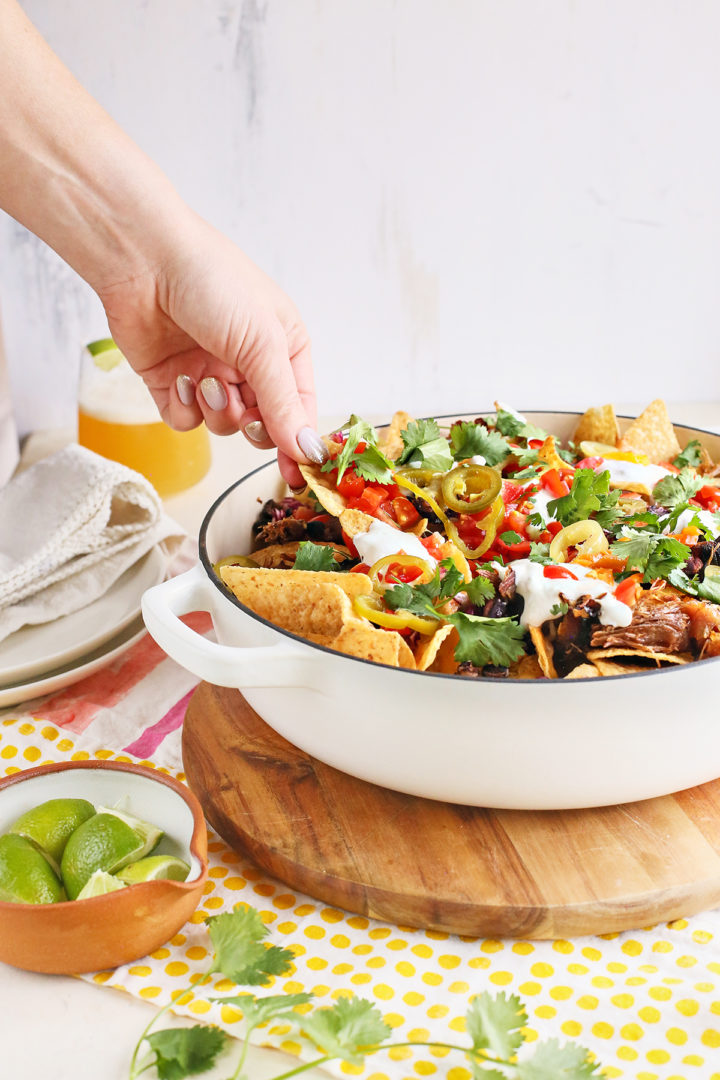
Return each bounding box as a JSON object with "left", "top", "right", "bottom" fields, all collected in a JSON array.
[{"left": 590, "top": 583, "right": 720, "bottom": 656}]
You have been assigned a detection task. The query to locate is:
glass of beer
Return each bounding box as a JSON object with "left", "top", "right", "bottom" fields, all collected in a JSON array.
[{"left": 77, "top": 338, "right": 211, "bottom": 497}]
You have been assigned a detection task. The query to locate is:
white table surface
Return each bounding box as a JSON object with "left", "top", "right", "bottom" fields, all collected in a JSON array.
[{"left": 3, "top": 402, "right": 720, "bottom": 1080}]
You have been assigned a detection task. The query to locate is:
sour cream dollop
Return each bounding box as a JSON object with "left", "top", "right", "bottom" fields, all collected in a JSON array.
[
  {"left": 598, "top": 458, "right": 671, "bottom": 490},
  {"left": 353, "top": 519, "right": 437, "bottom": 569},
  {"left": 511, "top": 559, "right": 633, "bottom": 629}
]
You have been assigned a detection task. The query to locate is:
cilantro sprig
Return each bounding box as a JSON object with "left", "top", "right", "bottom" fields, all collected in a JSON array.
[
  {"left": 652, "top": 468, "right": 702, "bottom": 509},
  {"left": 548, "top": 468, "right": 620, "bottom": 528},
  {"left": 397, "top": 418, "right": 454, "bottom": 472},
  {"left": 450, "top": 421, "right": 512, "bottom": 467},
  {"left": 673, "top": 439, "right": 703, "bottom": 469},
  {"left": 612, "top": 528, "right": 690, "bottom": 583},
  {"left": 447, "top": 612, "right": 528, "bottom": 668},
  {"left": 494, "top": 408, "right": 548, "bottom": 442},
  {"left": 293, "top": 541, "right": 337, "bottom": 572},
  {"left": 383, "top": 559, "right": 465, "bottom": 620},
  {"left": 128, "top": 902, "right": 602, "bottom": 1080},
  {"left": 321, "top": 415, "right": 394, "bottom": 484}
]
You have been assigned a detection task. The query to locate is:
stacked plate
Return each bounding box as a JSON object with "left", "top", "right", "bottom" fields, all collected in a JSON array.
[{"left": 0, "top": 548, "right": 164, "bottom": 708}]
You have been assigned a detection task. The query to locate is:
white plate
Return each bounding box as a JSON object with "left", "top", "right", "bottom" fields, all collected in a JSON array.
[
  {"left": 0, "top": 547, "right": 165, "bottom": 685},
  {"left": 0, "top": 615, "right": 147, "bottom": 709}
]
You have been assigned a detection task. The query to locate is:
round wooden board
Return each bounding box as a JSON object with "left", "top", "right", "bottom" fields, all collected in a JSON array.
[{"left": 183, "top": 683, "right": 720, "bottom": 939}]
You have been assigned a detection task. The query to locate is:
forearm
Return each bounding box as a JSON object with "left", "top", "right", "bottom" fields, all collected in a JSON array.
[{"left": 0, "top": 0, "right": 186, "bottom": 291}]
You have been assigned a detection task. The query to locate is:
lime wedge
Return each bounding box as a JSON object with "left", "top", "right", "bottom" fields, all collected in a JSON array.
[
  {"left": 86, "top": 337, "right": 124, "bottom": 371},
  {"left": 10, "top": 798, "right": 95, "bottom": 868},
  {"left": 0, "top": 834, "right": 66, "bottom": 904},
  {"left": 76, "top": 869, "right": 128, "bottom": 900},
  {"left": 60, "top": 812, "right": 146, "bottom": 900},
  {"left": 116, "top": 855, "right": 191, "bottom": 884},
  {"left": 97, "top": 806, "right": 163, "bottom": 859}
]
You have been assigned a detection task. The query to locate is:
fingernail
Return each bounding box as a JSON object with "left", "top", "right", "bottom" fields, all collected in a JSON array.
[
  {"left": 199, "top": 377, "right": 228, "bottom": 411},
  {"left": 176, "top": 374, "right": 196, "bottom": 406},
  {"left": 244, "top": 420, "right": 269, "bottom": 443},
  {"left": 290, "top": 481, "right": 307, "bottom": 493},
  {"left": 297, "top": 426, "right": 328, "bottom": 465}
]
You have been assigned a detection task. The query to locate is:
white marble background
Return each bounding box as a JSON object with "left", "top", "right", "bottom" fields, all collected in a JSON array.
[{"left": 2, "top": 0, "right": 720, "bottom": 438}]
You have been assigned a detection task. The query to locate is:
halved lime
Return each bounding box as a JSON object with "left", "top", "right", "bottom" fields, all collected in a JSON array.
[
  {"left": 0, "top": 834, "right": 66, "bottom": 904},
  {"left": 60, "top": 812, "right": 146, "bottom": 900},
  {"left": 76, "top": 869, "right": 128, "bottom": 900},
  {"left": 116, "top": 855, "right": 190, "bottom": 884},
  {"left": 10, "top": 798, "right": 95, "bottom": 868}
]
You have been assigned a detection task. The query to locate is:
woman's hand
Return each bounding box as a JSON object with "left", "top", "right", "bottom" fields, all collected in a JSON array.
[{"left": 97, "top": 214, "right": 325, "bottom": 487}]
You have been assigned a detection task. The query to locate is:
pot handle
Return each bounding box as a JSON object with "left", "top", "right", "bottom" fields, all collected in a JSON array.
[{"left": 142, "top": 564, "right": 321, "bottom": 690}]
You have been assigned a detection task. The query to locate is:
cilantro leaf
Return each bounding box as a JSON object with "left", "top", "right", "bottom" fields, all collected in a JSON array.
[
  {"left": 612, "top": 529, "right": 690, "bottom": 583},
  {"left": 515, "top": 1036, "right": 601, "bottom": 1078},
  {"left": 652, "top": 468, "right": 702, "bottom": 509},
  {"left": 320, "top": 415, "right": 393, "bottom": 483},
  {"left": 397, "top": 419, "right": 453, "bottom": 472},
  {"left": 514, "top": 446, "right": 540, "bottom": 467},
  {"left": 528, "top": 542, "right": 553, "bottom": 565},
  {"left": 384, "top": 559, "right": 465, "bottom": 619},
  {"left": 300, "top": 996, "right": 390, "bottom": 1066},
  {"left": 464, "top": 574, "right": 496, "bottom": 606},
  {"left": 209, "top": 992, "right": 312, "bottom": 1027},
  {"left": 353, "top": 442, "right": 395, "bottom": 483},
  {"left": 145, "top": 1026, "right": 227, "bottom": 1080},
  {"left": 447, "top": 612, "right": 527, "bottom": 668},
  {"left": 674, "top": 439, "right": 703, "bottom": 469},
  {"left": 548, "top": 468, "right": 619, "bottom": 528},
  {"left": 293, "top": 541, "right": 337, "bottom": 572},
  {"left": 450, "top": 422, "right": 512, "bottom": 467},
  {"left": 500, "top": 530, "right": 523, "bottom": 545},
  {"left": 466, "top": 991, "right": 526, "bottom": 1059},
  {"left": 550, "top": 601, "right": 569, "bottom": 617},
  {"left": 668, "top": 567, "right": 720, "bottom": 604},
  {"left": 494, "top": 409, "right": 548, "bottom": 442},
  {"left": 207, "top": 907, "right": 295, "bottom": 986},
  {"left": 558, "top": 443, "right": 577, "bottom": 465}
]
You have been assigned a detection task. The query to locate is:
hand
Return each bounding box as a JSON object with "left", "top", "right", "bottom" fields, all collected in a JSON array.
[{"left": 96, "top": 212, "right": 326, "bottom": 487}]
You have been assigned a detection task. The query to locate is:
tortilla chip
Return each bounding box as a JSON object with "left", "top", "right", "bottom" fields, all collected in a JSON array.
[
  {"left": 250, "top": 542, "right": 350, "bottom": 570},
  {"left": 308, "top": 621, "right": 416, "bottom": 669},
  {"left": 414, "top": 623, "right": 454, "bottom": 671},
  {"left": 427, "top": 626, "right": 460, "bottom": 674},
  {"left": 618, "top": 399, "right": 681, "bottom": 464},
  {"left": 508, "top": 654, "right": 545, "bottom": 679},
  {"left": 529, "top": 626, "right": 557, "bottom": 678},
  {"left": 219, "top": 571, "right": 355, "bottom": 637},
  {"left": 589, "top": 658, "right": 656, "bottom": 677},
  {"left": 572, "top": 405, "right": 620, "bottom": 447},
  {"left": 536, "top": 436, "right": 567, "bottom": 473},
  {"left": 338, "top": 508, "right": 376, "bottom": 538},
  {"left": 378, "top": 410, "right": 413, "bottom": 460},
  {"left": 586, "top": 647, "right": 691, "bottom": 666},
  {"left": 298, "top": 462, "right": 347, "bottom": 517},
  {"left": 220, "top": 564, "right": 372, "bottom": 597},
  {"left": 563, "top": 663, "right": 600, "bottom": 679}
]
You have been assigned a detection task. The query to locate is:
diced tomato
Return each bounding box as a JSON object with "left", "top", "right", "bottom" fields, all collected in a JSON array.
[
  {"left": 575, "top": 456, "right": 604, "bottom": 471},
  {"left": 695, "top": 485, "right": 720, "bottom": 512},
  {"left": 456, "top": 515, "right": 490, "bottom": 550},
  {"left": 355, "top": 440, "right": 367, "bottom": 454},
  {"left": 546, "top": 521, "right": 564, "bottom": 537},
  {"left": 391, "top": 497, "right": 421, "bottom": 528},
  {"left": 348, "top": 486, "right": 386, "bottom": 515},
  {"left": 337, "top": 470, "right": 365, "bottom": 499},
  {"left": 543, "top": 565, "right": 578, "bottom": 580},
  {"left": 528, "top": 438, "right": 544, "bottom": 449},
  {"left": 615, "top": 572, "right": 643, "bottom": 607},
  {"left": 375, "top": 501, "right": 398, "bottom": 526},
  {"left": 385, "top": 562, "right": 424, "bottom": 585},
  {"left": 502, "top": 481, "right": 527, "bottom": 505},
  {"left": 350, "top": 562, "right": 370, "bottom": 574},
  {"left": 291, "top": 505, "right": 316, "bottom": 521},
  {"left": 505, "top": 509, "right": 528, "bottom": 536},
  {"left": 420, "top": 532, "right": 447, "bottom": 560},
  {"left": 341, "top": 530, "right": 359, "bottom": 558},
  {"left": 541, "top": 469, "right": 570, "bottom": 498}
]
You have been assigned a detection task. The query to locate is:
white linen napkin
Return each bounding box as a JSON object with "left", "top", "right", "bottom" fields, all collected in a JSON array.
[{"left": 0, "top": 443, "right": 187, "bottom": 642}]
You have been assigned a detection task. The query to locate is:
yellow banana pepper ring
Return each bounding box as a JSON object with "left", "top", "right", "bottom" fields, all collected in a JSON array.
[
  {"left": 368, "top": 554, "right": 434, "bottom": 594},
  {"left": 549, "top": 519, "right": 609, "bottom": 563},
  {"left": 394, "top": 474, "right": 502, "bottom": 559},
  {"left": 440, "top": 464, "right": 502, "bottom": 515},
  {"left": 353, "top": 594, "right": 438, "bottom": 635}
]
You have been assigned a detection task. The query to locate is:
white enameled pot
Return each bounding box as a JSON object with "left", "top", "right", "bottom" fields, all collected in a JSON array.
[{"left": 142, "top": 413, "right": 720, "bottom": 810}]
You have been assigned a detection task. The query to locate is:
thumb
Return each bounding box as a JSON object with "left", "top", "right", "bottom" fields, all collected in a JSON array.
[{"left": 237, "top": 318, "right": 326, "bottom": 467}]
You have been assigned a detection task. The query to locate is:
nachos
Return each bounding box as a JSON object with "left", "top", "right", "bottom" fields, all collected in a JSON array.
[{"left": 217, "top": 401, "right": 720, "bottom": 679}]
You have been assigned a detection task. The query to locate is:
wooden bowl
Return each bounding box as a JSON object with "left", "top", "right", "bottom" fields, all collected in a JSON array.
[{"left": 0, "top": 760, "right": 208, "bottom": 974}]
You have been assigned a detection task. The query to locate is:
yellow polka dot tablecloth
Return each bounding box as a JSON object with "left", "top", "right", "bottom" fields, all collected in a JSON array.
[{"left": 3, "top": 652, "right": 720, "bottom": 1080}]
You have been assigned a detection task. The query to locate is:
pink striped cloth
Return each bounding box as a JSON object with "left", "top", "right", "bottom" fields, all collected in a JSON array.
[{"left": 1, "top": 614, "right": 211, "bottom": 770}]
